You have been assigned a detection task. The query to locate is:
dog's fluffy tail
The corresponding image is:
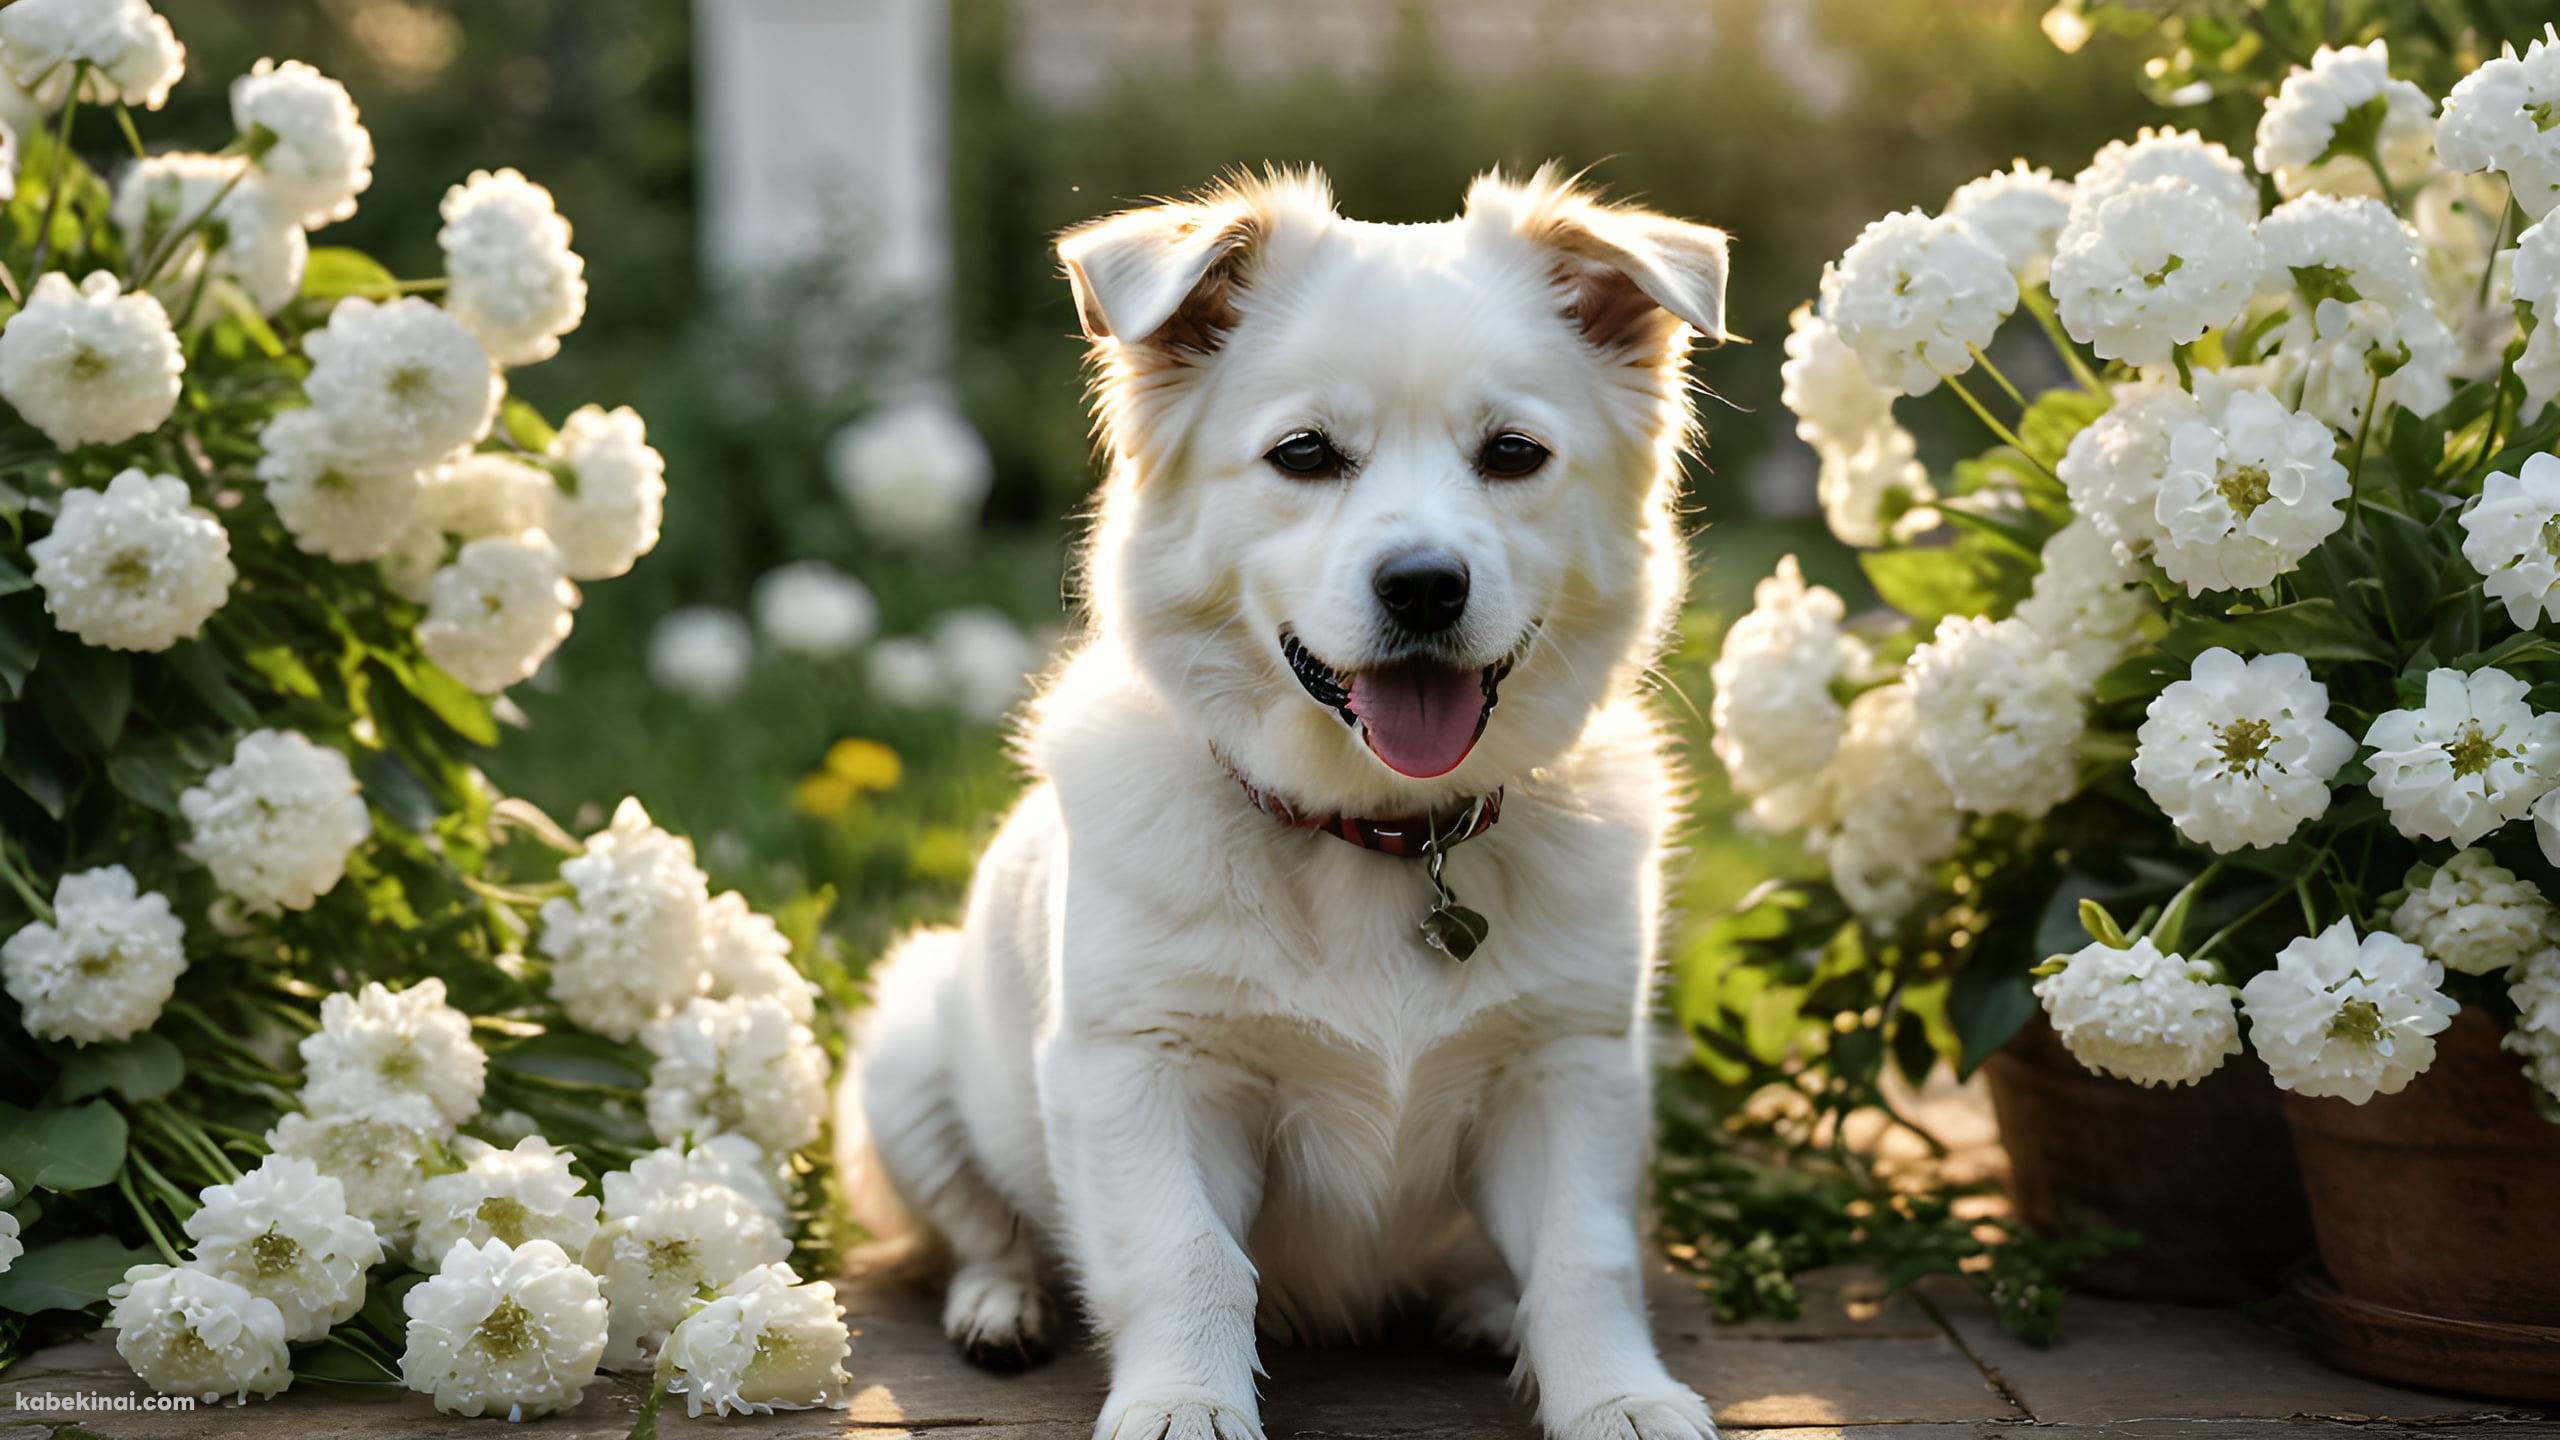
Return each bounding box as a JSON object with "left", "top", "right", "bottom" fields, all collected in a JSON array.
[{"left": 834, "top": 925, "right": 965, "bottom": 1282}]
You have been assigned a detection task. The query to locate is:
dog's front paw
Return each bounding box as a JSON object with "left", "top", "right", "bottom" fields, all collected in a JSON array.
[
  {"left": 1434, "top": 1280, "right": 1519, "bottom": 1356},
  {"left": 1555, "top": 1389, "right": 1719, "bottom": 1440},
  {"left": 944, "top": 1262, "right": 1056, "bottom": 1372},
  {"left": 1096, "top": 1386, "right": 1266, "bottom": 1440}
]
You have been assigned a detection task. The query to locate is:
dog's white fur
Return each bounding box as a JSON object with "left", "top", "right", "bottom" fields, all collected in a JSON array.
[{"left": 840, "top": 166, "right": 1731, "bottom": 1440}]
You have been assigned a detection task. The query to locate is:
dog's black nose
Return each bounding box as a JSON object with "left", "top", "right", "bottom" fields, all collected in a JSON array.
[{"left": 1373, "top": 549, "right": 1470, "bottom": 635}]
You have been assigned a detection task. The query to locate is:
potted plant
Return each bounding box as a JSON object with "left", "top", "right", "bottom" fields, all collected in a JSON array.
[{"left": 1684, "top": 0, "right": 2560, "bottom": 1374}]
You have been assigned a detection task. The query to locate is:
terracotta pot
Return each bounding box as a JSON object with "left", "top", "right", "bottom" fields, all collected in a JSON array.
[
  {"left": 1981, "top": 1013, "right": 2313, "bottom": 1304},
  {"left": 2284, "top": 1008, "right": 2560, "bottom": 1401}
]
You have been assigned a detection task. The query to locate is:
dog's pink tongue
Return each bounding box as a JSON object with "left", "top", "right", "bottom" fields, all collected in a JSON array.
[{"left": 1348, "top": 661, "right": 1488, "bottom": 779}]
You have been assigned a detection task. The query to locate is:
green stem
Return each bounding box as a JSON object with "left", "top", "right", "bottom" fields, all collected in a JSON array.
[
  {"left": 0, "top": 842, "right": 53, "bottom": 922},
  {"left": 1944, "top": 371, "right": 2061, "bottom": 482},
  {"left": 118, "top": 1168, "right": 185, "bottom": 1266},
  {"left": 1968, "top": 344, "right": 2027, "bottom": 408},
  {"left": 2171, "top": 343, "right": 2196, "bottom": 393},
  {"left": 2359, "top": 148, "right": 2406, "bottom": 213},
  {"left": 132, "top": 162, "right": 251, "bottom": 292},
  {"left": 2476, "top": 184, "right": 2512, "bottom": 311},
  {"left": 144, "top": 1103, "right": 243, "bottom": 1183},
  {"left": 126, "top": 1149, "right": 199, "bottom": 1225},
  {"left": 2022, "top": 288, "right": 2106, "bottom": 394},
  {"left": 2346, "top": 369, "right": 2382, "bottom": 540},
  {"left": 26, "top": 66, "right": 84, "bottom": 275},
  {"left": 112, "top": 104, "right": 146, "bottom": 162}
]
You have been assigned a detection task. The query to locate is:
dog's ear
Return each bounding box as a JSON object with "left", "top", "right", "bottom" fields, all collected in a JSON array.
[
  {"left": 1471, "top": 168, "right": 1732, "bottom": 358},
  {"left": 1057, "top": 201, "right": 1260, "bottom": 353}
]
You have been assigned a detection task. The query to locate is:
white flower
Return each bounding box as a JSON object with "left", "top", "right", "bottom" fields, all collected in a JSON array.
[
  {"left": 2253, "top": 40, "right": 2436, "bottom": 201},
  {"left": 2541, "top": 787, "right": 2560, "bottom": 870},
  {"left": 1710, "top": 556, "right": 1863, "bottom": 828},
  {"left": 2036, "top": 937, "right": 2241, "bottom": 1087},
  {"left": 1806, "top": 683, "right": 1962, "bottom": 925},
  {"left": 180, "top": 729, "right": 370, "bottom": 913},
  {"left": 438, "top": 168, "right": 587, "bottom": 367},
  {"left": 2460, "top": 451, "right": 2560, "bottom": 628},
  {"left": 2258, "top": 193, "right": 2457, "bottom": 425},
  {"left": 1907, "top": 615, "right": 2085, "bottom": 819},
  {"left": 27, "top": 469, "right": 232, "bottom": 653},
  {"left": 2509, "top": 214, "right": 2560, "bottom": 418},
  {"left": 254, "top": 408, "right": 423, "bottom": 563},
  {"left": 936, "top": 607, "right": 1040, "bottom": 725},
  {"left": 2241, "top": 919, "right": 2460, "bottom": 1102},
  {"left": 418, "top": 453, "right": 551, "bottom": 540},
  {"left": 182, "top": 1154, "right": 383, "bottom": 1342},
  {"left": 1, "top": 864, "right": 185, "bottom": 1045},
  {"left": 642, "top": 996, "right": 830, "bottom": 1156},
  {"left": 0, "top": 120, "right": 14, "bottom": 204},
  {"left": 1815, "top": 424, "right": 1935, "bottom": 549},
  {"left": 2056, "top": 380, "right": 2199, "bottom": 557},
  {"left": 298, "top": 978, "right": 486, "bottom": 1131},
  {"left": 0, "top": 0, "right": 185, "bottom": 111},
  {"left": 418, "top": 533, "right": 579, "bottom": 694},
  {"left": 830, "top": 400, "right": 995, "bottom": 546},
  {"left": 231, "top": 58, "right": 372, "bottom": 228},
  {"left": 302, "top": 296, "right": 501, "bottom": 471},
  {"left": 264, "top": 1097, "right": 444, "bottom": 1251},
  {"left": 703, "top": 892, "right": 818, "bottom": 1023},
  {"left": 401, "top": 1237, "right": 607, "bottom": 1421},
  {"left": 0, "top": 1178, "right": 20, "bottom": 1275},
  {"left": 2389, "top": 849, "right": 2560, "bottom": 979},
  {"left": 108, "top": 1266, "right": 291, "bottom": 1406},
  {"left": 607, "top": 1136, "right": 788, "bottom": 1225},
  {"left": 413, "top": 1137, "right": 601, "bottom": 1266},
  {"left": 1946, "top": 160, "right": 2074, "bottom": 283},
  {"left": 583, "top": 1179, "right": 789, "bottom": 1366},
  {"left": 2150, "top": 388, "right": 2350, "bottom": 594},
  {"left": 2435, "top": 26, "right": 2560, "bottom": 219},
  {"left": 540, "top": 404, "right": 663, "bottom": 580},
  {"left": 2072, "top": 126, "right": 2262, "bottom": 222},
  {"left": 539, "top": 798, "right": 714, "bottom": 1042},
  {"left": 1816, "top": 208, "right": 2019, "bottom": 396},
  {"left": 1780, "top": 301, "right": 1895, "bottom": 444},
  {"left": 2134, "top": 648, "right": 2353, "bottom": 852},
  {"left": 648, "top": 606, "right": 753, "bottom": 706},
  {"left": 2364, "top": 667, "right": 2560, "bottom": 845},
  {"left": 663, "top": 1264, "right": 853, "bottom": 1417},
  {"left": 2014, "top": 518, "right": 2150, "bottom": 685},
  {"left": 2051, "top": 179, "right": 2263, "bottom": 366},
  {"left": 1780, "top": 305, "right": 1934, "bottom": 547},
  {"left": 111, "top": 152, "right": 307, "bottom": 315},
  {"left": 0, "top": 271, "right": 182, "bottom": 450},
  {"left": 379, "top": 523, "right": 447, "bottom": 603},
  {"left": 2506, "top": 948, "right": 2560, "bottom": 1102},
  {"left": 753, "top": 560, "right": 878, "bottom": 659},
  {"left": 866, "top": 635, "right": 947, "bottom": 709}
]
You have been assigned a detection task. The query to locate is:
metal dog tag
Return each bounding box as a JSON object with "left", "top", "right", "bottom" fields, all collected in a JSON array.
[{"left": 1418, "top": 802, "right": 1489, "bottom": 961}]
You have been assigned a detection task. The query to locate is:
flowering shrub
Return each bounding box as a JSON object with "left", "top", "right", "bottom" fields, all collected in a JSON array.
[
  {"left": 1697, "top": 6, "right": 2560, "bottom": 1140},
  {"left": 0, "top": 1, "right": 849, "bottom": 1419}
]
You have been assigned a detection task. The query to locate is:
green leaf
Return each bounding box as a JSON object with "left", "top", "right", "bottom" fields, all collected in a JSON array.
[
  {"left": 166, "top": 640, "right": 260, "bottom": 729},
  {"left": 2171, "top": 599, "right": 2391, "bottom": 665},
  {"left": 0, "top": 728, "right": 70, "bottom": 819},
  {"left": 52, "top": 1033, "right": 184, "bottom": 1103},
  {"left": 1946, "top": 964, "right": 2037, "bottom": 1078},
  {"left": 243, "top": 643, "right": 324, "bottom": 698},
  {"left": 0, "top": 553, "right": 30, "bottom": 598},
  {"left": 0, "top": 592, "right": 44, "bottom": 699},
  {"left": 1861, "top": 541, "right": 2032, "bottom": 627},
  {"left": 0, "top": 1100, "right": 129, "bottom": 1191},
  {"left": 500, "top": 397, "right": 559, "bottom": 454},
  {"left": 2015, "top": 388, "right": 2109, "bottom": 470},
  {"left": 495, "top": 1030, "right": 648, "bottom": 1089},
  {"left": 389, "top": 658, "right": 500, "bottom": 747},
  {"left": 0, "top": 1234, "right": 157, "bottom": 1314},
  {"left": 299, "top": 246, "right": 399, "bottom": 303},
  {"left": 34, "top": 638, "right": 132, "bottom": 751}
]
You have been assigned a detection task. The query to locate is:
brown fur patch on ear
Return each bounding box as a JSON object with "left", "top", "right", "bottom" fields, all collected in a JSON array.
[
  {"left": 1058, "top": 168, "right": 1331, "bottom": 365},
  {"left": 1468, "top": 163, "right": 1733, "bottom": 362}
]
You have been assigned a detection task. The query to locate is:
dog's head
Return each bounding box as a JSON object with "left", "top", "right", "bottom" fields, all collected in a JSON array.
[{"left": 1062, "top": 165, "right": 1728, "bottom": 812}]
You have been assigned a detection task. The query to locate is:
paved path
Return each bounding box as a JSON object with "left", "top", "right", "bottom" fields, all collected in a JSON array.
[{"left": 4, "top": 1262, "right": 2552, "bottom": 1439}]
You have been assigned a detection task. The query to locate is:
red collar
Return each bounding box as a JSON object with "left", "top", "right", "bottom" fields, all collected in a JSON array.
[{"left": 1221, "top": 754, "right": 1502, "bottom": 860}]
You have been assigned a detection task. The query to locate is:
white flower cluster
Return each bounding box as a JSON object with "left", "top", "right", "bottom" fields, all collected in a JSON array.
[
  {"left": 0, "top": 272, "right": 183, "bottom": 451},
  {"left": 662, "top": 1263, "right": 855, "bottom": 1417},
  {"left": 2436, "top": 25, "right": 2560, "bottom": 220},
  {"left": 2507, "top": 949, "right": 2560, "bottom": 1103},
  {"left": 641, "top": 995, "right": 832, "bottom": 1155},
  {"left": 178, "top": 729, "right": 371, "bottom": 914},
  {"left": 587, "top": 1145, "right": 792, "bottom": 1366},
  {"left": 2135, "top": 649, "right": 2353, "bottom": 852},
  {"left": 1709, "top": 556, "right": 1866, "bottom": 829},
  {"left": 2363, "top": 666, "right": 2560, "bottom": 846},
  {"left": 2389, "top": 848, "right": 2560, "bottom": 978},
  {"left": 27, "top": 468, "right": 232, "bottom": 652},
  {"left": 538, "top": 798, "right": 716, "bottom": 1041},
  {"left": 2254, "top": 40, "right": 2437, "bottom": 200},
  {"left": 830, "top": 399, "right": 995, "bottom": 546},
  {"left": 2035, "top": 936, "right": 2242, "bottom": 1087},
  {"left": 0, "top": 1177, "right": 21, "bottom": 1277},
  {"left": 298, "top": 978, "right": 488, "bottom": 1130},
  {"left": 1780, "top": 303, "right": 1934, "bottom": 547},
  {"left": 400, "top": 1237, "right": 607, "bottom": 1420},
  {"left": 413, "top": 1136, "right": 602, "bottom": 1265},
  {"left": 1, "top": 864, "right": 186, "bottom": 1044},
  {"left": 1907, "top": 614, "right": 2086, "bottom": 820},
  {"left": 438, "top": 168, "right": 588, "bottom": 368},
  {"left": 1818, "top": 208, "right": 2020, "bottom": 396},
  {"left": 2241, "top": 920, "right": 2460, "bottom": 1103},
  {"left": 0, "top": 0, "right": 184, "bottom": 111}
]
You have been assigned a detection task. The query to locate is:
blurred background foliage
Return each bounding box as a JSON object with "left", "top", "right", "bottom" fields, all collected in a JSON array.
[{"left": 143, "top": 0, "right": 2170, "bottom": 970}]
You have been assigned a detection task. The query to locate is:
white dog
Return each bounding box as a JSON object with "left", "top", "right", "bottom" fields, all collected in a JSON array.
[{"left": 841, "top": 165, "right": 1731, "bottom": 1440}]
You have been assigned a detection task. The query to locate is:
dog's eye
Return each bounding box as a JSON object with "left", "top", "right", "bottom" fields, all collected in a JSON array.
[
  {"left": 1478, "top": 432, "right": 1549, "bottom": 479},
  {"left": 1265, "top": 430, "right": 1345, "bottom": 479}
]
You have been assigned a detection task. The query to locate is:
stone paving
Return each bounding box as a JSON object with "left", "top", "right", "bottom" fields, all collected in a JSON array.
[{"left": 4, "top": 1261, "right": 2555, "bottom": 1440}]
